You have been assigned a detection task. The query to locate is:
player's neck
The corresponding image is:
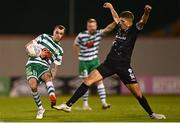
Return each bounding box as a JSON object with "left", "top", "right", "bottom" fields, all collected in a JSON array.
[{"left": 87, "top": 30, "right": 96, "bottom": 35}]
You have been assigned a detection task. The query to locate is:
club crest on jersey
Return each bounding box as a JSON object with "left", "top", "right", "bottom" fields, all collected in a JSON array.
[{"left": 85, "top": 41, "right": 94, "bottom": 48}]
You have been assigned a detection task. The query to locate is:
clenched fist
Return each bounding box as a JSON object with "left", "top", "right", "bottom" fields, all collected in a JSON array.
[
  {"left": 144, "top": 5, "right": 152, "bottom": 13},
  {"left": 103, "top": 2, "right": 113, "bottom": 9}
]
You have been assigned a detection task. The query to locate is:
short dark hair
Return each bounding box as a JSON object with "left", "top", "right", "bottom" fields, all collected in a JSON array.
[
  {"left": 54, "top": 25, "right": 66, "bottom": 31},
  {"left": 87, "top": 18, "right": 97, "bottom": 23},
  {"left": 119, "top": 11, "right": 134, "bottom": 21}
]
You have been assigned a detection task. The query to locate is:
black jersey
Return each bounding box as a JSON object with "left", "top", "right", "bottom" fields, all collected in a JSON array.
[{"left": 107, "top": 23, "right": 141, "bottom": 64}]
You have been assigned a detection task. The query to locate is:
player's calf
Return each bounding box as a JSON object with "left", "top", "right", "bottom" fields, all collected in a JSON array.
[
  {"left": 45, "top": 81, "right": 57, "bottom": 108},
  {"left": 42, "top": 72, "right": 57, "bottom": 108}
]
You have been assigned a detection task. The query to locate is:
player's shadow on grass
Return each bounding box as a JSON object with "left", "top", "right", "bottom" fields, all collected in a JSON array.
[
  {"left": 120, "top": 114, "right": 147, "bottom": 121},
  {"left": 22, "top": 109, "right": 52, "bottom": 113}
]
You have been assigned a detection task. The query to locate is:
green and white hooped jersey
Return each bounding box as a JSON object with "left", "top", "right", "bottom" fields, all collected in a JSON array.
[
  {"left": 26, "top": 34, "right": 63, "bottom": 67},
  {"left": 74, "top": 30, "right": 103, "bottom": 61}
]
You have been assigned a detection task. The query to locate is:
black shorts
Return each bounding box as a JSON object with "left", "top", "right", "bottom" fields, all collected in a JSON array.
[{"left": 97, "top": 59, "right": 137, "bottom": 85}]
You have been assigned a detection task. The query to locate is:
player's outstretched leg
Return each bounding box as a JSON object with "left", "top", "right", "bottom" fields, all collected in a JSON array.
[
  {"left": 28, "top": 78, "right": 45, "bottom": 119},
  {"left": 126, "top": 83, "right": 166, "bottom": 119},
  {"left": 96, "top": 81, "right": 111, "bottom": 109},
  {"left": 41, "top": 72, "right": 57, "bottom": 109},
  {"left": 54, "top": 69, "right": 103, "bottom": 112}
]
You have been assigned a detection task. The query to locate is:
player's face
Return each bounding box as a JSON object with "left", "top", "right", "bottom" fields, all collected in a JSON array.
[
  {"left": 53, "top": 28, "right": 65, "bottom": 42},
  {"left": 87, "top": 22, "right": 97, "bottom": 35},
  {"left": 119, "top": 17, "right": 133, "bottom": 30}
]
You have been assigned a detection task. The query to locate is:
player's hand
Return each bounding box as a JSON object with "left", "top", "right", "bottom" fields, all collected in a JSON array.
[
  {"left": 103, "top": 2, "right": 113, "bottom": 9},
  {"left": 144, "top": 5, "right": 152, "bottom": 13}
]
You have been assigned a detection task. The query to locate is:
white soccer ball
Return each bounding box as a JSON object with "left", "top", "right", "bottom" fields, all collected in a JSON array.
[{"left": 26, "top": 43, "right": 42, "bottom": 57}]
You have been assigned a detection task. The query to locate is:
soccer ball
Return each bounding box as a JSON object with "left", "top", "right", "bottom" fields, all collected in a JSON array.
[{"left": 26, "top": 43, "right": 42, "bottom": 57}]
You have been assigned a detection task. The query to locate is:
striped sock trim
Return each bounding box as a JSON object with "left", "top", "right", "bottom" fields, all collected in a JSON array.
[
  {"left": 97, "top": 85, "right": 107, "bottom": 104},
  {"left": 83, "top": 90, "right": 89, "bottom": 99},
  {"left": 46, "top": 81, "right": 55, "bottom": 96},
  {"left": 31, "top": 92, "right": 42, "bottom": 108}
]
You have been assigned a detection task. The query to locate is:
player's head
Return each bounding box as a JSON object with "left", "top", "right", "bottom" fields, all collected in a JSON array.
[
  {"left": 86, "top": 18, "right": 97, "bottom": 35},
  {"left": 119, "top": 11, "right": 134, "bottom": 30},
  {"left": 53, "top": 25, "right": 65, "bottom": 42}
]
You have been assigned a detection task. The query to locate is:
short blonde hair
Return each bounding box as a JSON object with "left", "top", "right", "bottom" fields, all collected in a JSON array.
[{"left": 87, "top": 18, "right": 97, "bottom": 23}]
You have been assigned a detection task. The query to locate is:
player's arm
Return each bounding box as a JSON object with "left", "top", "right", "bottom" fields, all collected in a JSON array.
[
  {"left": 73, "top": 43, "right": 80, "bottom": 58},
  {"left": 73, "top": 35, "right": 80, "bottom": 58},
  {"left": 25, "top": 35, "right": 42, "bottom": 47},
  {"left": 136, "top": 5, "right": 152, "bottom": 30},
  {"left": 103, "top": 2, "right": 120, "bottom": 24},
  {"left": 51, "top": 52, "right": 63, "bottom": 79},
  {"left": 101, "top": 21, "right": 117, "bottom": 36},
  {"left": 25, "top": 41, "right": 33, "bottom": 48},
  {"left": 25, "top": 35, "right": 43, "bottom": 57},
  {"left": 51, "top": 64, "right": 59, "bottom": 79}
]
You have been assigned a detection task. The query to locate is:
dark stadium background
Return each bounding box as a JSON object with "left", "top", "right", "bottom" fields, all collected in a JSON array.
[{"left": 0, "top": 0, "right": 179, "bottom": 35}]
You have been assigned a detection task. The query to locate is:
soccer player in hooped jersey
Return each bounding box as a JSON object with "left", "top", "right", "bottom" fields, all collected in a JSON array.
[
  {"left": 25, "top": 25, "right": 65, "bottom": 119},
  {"left": 73, "top": 19, "right": 116, "bottom": 110},
  {"left": 55, "top": 3, "right": 166, "bottom": 119}
]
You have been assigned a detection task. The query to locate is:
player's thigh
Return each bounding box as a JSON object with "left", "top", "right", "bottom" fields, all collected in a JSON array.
[
  {"left": 116, "top": 67, "right": 137, "bottom": 85},
  {"left": 79, "top": 60, "right": 89, "bottom": 78},
  {"left": 85, "top": 60, "right": 115, "bottom": 86},
  {"left": 84, "top": 69, "right": 103, "bottom": 86},
  {"left": 26, "top": 64, "right": 39, "bottom": 85},
  {"left": 116, "top": 67, "right": 142, "bottom": 97},
  {"left": 41, "top": 71, "right": 53, "bottom": 82},
  {"left": 33, "top": 64, "right": 50, "bottom": 82},
  {"left": 96, "top": 61, "right": 115, "bottom": 79}
]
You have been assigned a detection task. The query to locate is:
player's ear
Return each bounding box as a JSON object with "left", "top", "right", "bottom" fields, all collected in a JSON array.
[{"left": 127, "top": 19, "right": 133, "bottom": 27}]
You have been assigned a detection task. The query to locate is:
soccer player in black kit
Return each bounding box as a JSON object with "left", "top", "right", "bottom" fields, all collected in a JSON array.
[{"left": 54, "top": 2, "right": 166, "bottom": 119}]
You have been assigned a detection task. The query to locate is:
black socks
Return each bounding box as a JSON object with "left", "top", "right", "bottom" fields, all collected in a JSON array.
[
  {"left": 66, "top": 83, "right": 89, "bottom": 107},
  {"left": 137, "top": 96, "right": 153, "bottom": 115}
]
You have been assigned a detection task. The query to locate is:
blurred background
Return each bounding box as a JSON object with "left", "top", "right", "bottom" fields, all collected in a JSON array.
[{"left": 0, "top": 0, "right": 180, "bottom": 96}]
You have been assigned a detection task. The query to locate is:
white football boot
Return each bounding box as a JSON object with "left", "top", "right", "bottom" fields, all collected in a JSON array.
[
  {"left": 53, "top": 103, "right": 71, "bottom": 112},
  {"left": 150, "top": 113, "right": 166, "bottom": 119},
  {"left": 36, "top": 109, "right": 45, "bottom": 119}
]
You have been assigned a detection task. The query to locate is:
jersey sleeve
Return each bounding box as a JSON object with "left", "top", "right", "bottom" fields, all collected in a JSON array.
[
  {"left": 99, "top": 29, "right": 104, "bottom": 36},
  {"left": 130, "top": 23, "right": 142, "bottom": 34},
  {"left": 32, "top": 34, "right": 44, "bottom": 44},
  {"left": 74, "top": 33, "right": 81, "bottom": 46}
]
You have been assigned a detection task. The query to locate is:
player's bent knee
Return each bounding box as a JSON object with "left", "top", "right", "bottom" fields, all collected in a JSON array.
[
  {"left": 41, "top": 72, "right": 52, "bottom": 82},
  {"left": 134, "top": 91, "right": 143, "bottom": 98},
  {"left": 28, "top": 78, "right": 38, "bottom": 91},
  {"left": 84, "top": 78, "right": 93, "bottom": 86},
  {"left": 84, "top": 70, "right": 103, "bottom": 86}
]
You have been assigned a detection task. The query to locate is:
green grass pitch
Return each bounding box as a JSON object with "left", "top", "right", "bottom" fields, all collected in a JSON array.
[{"left": 0, "top": 95, "right": 179, "bottom": 122}]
